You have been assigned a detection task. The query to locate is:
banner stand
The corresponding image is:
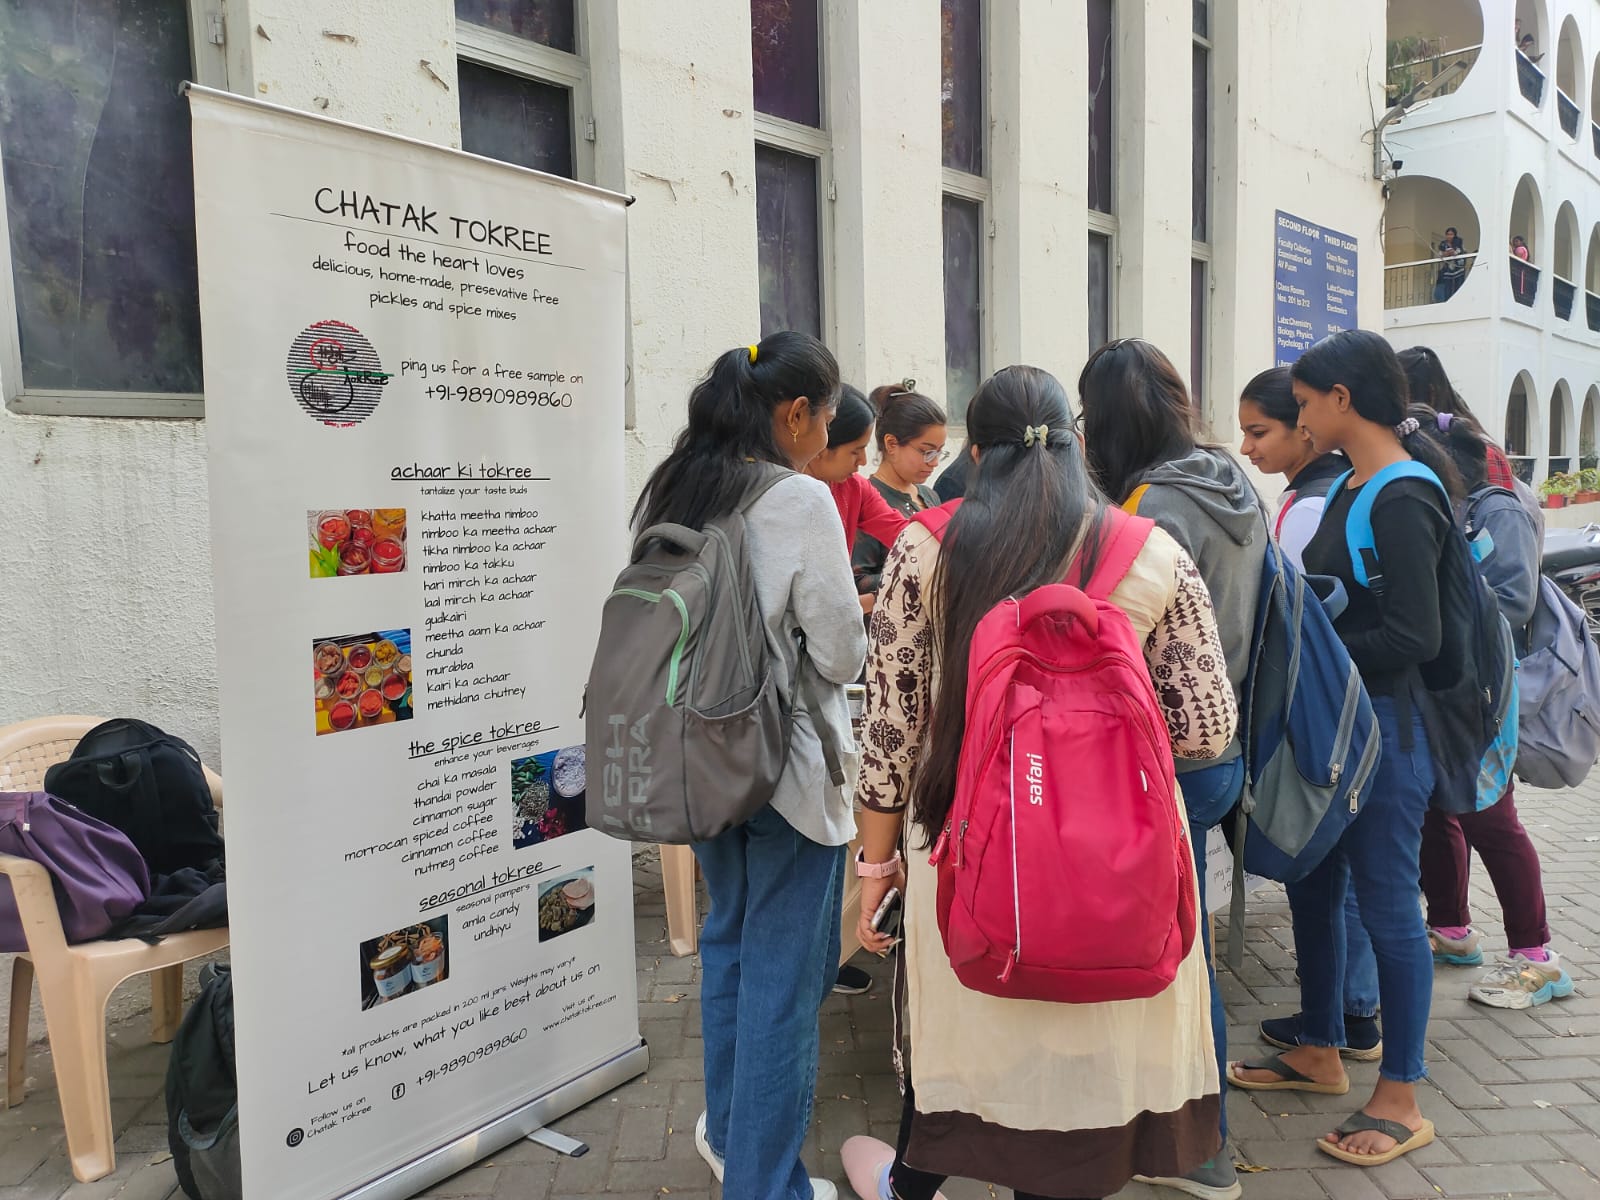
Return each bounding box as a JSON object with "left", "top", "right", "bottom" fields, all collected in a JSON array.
[{"left": 343, "top": 1042, "right": 647, "bottom": 1200}]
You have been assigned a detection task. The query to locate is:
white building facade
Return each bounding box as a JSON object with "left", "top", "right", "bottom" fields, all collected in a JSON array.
[
  {"left": 0, "top": 0, "right": 1385, "bottom": 760},
  {"left": 1383, "top": 0, "right": 1600, "bottom": 484}
]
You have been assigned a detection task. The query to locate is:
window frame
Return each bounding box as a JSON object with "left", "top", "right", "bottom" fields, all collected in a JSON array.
[
  {"left": 1191, "top": 14, "right": 1213, "bottom": 415},
  {"left": 1086, "top": 0, "right": 1116, "bottom": 349},
  {"left": 455, "top": 6, "right": 595, "bottom": 184},
  {"left": 940, "top": 0, "right": 991, "bottom": 424},
  {"left": 1, "top": 0, "right": 227, "bottom": 418},
  {"left": 752, "top": 10, "right": 834, "bottom": 348}
]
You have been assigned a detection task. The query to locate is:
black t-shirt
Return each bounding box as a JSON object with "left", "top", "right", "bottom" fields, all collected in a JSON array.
[{"left": 1302, "top": 475, "right": 1452, "bottom": 697}]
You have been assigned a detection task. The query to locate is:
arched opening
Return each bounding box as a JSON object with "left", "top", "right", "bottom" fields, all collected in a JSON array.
[
  {"left": 1558, "top": 16, "right": 1584, "bottom": 135},
  {"left": 1506, "top": 373, "right": 1536, "bottom": 483},
  {"left": 1587, "top": 227, "right": 1600, "bottom": 329},
  {"left": 1554, "top": 202, "right": 1580, "bottom": 319},
  {"left": 1386, "top": 0, "right": 1485, "bottom": 102},
  {"left": 1509, "top": 175, "right": 1542, "bottom": 306},
  {"left": 1516, "top": 0, "right": 1549, "bottom": 105},
  {"left": 1551, "top": 381, "right": 1574, "bottom": 476},
  {"left": 1592, "top": 53, "right": 1600, "bottom": 155},
  {"left": 1582, "top": 386, "right": 1599, "bottom": 469},
  {"left": 1383, "top": 176, "right": 1481, "bottom": 306}
]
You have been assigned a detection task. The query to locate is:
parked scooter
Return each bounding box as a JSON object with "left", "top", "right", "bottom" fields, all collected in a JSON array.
[{"left": 1543, "top": 523, "right": 1600, "bottom": 635}]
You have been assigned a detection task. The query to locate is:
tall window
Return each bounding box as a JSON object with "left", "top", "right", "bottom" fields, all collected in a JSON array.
[
  {"left": 0, "top": 0, "right": 225, "bottom": 416},
  {"left": 941, "top": 0, "right": 987, "bottom": 420},
  {"left": 753, "top": 0, "right": 828, "bottom": 340},
  {"left": 1087, "top": 0, "right": 1115, "bottom": 351},
  {"left": 456, "top": 1, "right": 588, "bottom": 180},
  {"left": 1190, "top": 0, "right": 1212, "bottom": 411}
]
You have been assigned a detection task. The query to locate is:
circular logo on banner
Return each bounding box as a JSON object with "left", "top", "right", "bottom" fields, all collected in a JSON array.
[
  {"left": 285, "top": 319, "right": 391, "bottom": 426},
  {"left": 285, "top": 1127, "right": 305, "bottom": 1148}
]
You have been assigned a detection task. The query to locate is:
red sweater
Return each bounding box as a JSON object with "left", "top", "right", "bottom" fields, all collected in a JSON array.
[{"left": 828, "top": 473, "right": 909, "bottom": 552}]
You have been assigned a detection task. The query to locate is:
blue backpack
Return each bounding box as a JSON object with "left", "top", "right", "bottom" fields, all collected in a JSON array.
[{"left": 1331, "top": 463, "right": 1518, "bottom": 814}]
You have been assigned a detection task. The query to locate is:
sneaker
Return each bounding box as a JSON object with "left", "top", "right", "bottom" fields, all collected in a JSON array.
[
  {"left": 840, "top": 1136, "right": 948, "bottom": 1200},
  {"left": 1470, "top": 951, "right": 1575, "bottom": 1009},
  {"left": 833, "top": 963, "right": 873, "bottom": 995},
  {"left": 810, "top": 1182, "right": 838, "bottom": 1200},
  {"left": 1429, "top": 926, "right": 1484, "bottom": 966},
  {"left": 1134, "top": 1154, "right": 1243, "bottom": 1200},
  {"left": 1260, "top": 1012, "right": 1383, "bottom": 1062},
  {"left": 694, "top": 1111, "right": 723, "bottom": 1182}
]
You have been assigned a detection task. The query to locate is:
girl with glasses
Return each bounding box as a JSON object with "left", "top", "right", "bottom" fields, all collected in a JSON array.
[{"left": 851, "top": 385, "right": 948, "bottom": 601}]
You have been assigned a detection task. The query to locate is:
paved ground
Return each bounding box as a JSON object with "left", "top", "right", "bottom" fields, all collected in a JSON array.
[{"left": 5, "top": 781, "right": 1600, "bottom": 1199}]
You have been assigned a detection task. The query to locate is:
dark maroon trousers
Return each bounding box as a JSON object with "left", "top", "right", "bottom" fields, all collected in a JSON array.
[{"left": 1419, "top": 782, "right": 1550, "bottom": 950}]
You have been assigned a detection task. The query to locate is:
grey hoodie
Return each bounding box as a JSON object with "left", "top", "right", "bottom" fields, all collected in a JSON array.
[{"left": 1132, "top": 446, "right": 1264, "bottom": 771}]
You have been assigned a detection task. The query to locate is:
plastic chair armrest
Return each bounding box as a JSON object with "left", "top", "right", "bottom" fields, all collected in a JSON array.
[{"left": 0, "top": 852, "right": 69, "bottom": 954}]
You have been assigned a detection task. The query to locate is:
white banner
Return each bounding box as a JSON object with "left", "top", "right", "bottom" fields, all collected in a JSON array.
[{"left": 189, "top": 88, "right": 642, "bottom": 1200}]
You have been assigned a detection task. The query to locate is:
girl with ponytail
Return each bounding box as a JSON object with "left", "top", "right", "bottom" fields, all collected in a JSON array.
[
  {"left": 1231, "top": 330, "right": 1450, "bottom": 1168},
  {"left": 639, "top": 333, "right": 868, "bottom": 1200},
  {"left": 840, "top": 366, "right": 1232, "bottom": 1200}
]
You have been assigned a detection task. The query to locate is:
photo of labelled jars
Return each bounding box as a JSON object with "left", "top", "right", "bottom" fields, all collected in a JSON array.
[
  {"left": 314, "top": 629, "right": 414, "bottom": 735},
  {"left": 358, "top": 916, "right": 449, "bottom": 1010},
  {"left": 309, "top": 506, "right": 408, "bottom": 578}
]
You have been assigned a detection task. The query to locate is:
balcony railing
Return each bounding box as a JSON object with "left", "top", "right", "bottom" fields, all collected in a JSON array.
[
  {"left": 1382, "top": 254, "right": 1476, "bottom": 308},
  {"left": 1587, "top": 290, "right": 1600, "bottom": 330},
  {"left": 1508, "top": 456, "right": 1536, "bottom": 485},
  {"left": 1511, "top": 255, "right": 1540, "bottom": 306},
  {"left": 1385, "top": 44, "right": 1482, "bottom": 101},
  {"left": 1555, "top": 276, "right": 1577, "bottom": 320},
  {"left": 1593, "top": 121, "right": 1600, "bottom": 158},
  {"left": 1518, "top": 50, "right": 1546, "bottom": 105},
  {"left": 1560, "top": 90, "right": 1582, "bottom": 137}
]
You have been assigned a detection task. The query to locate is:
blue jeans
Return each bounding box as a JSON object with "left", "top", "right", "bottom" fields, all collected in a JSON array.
[
  {"left": 1286, "top": 697, "right": 1434, "bottom": 1082},
  {"left": 1343, "top": 890, "right": 1380, "bottom": 1018},
  {"left": 693, "top": 805, "right": 845, "bottom": 1200},
  {"left": 1183, "top": 754, "right": 1245, "bottom": 1147}
]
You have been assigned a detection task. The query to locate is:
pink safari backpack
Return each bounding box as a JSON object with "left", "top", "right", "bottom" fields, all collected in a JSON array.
[{"left": 913, "top": 503, "right": 1197, "bottom": 1003}]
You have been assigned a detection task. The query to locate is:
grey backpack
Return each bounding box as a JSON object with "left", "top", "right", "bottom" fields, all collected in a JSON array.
[
  {"left": 1515, "top": 574, "right": 1600, "bottom": 788},
  {"left": 585, "top": 467, "right": 843, "bottom": 843}
]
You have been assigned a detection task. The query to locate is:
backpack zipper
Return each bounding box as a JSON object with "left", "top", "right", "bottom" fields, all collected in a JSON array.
[
  {"left": 1006, "top": 728, "right": 1022, "bottom": 980},
  {"left": 610, "top": 587, "right": 692, "bottom": 705},
  {"left": 1328, "top": 667, "right": 1362, "bottom": 786},
  {"left": 1346, "top": 725, "right": 1381, "bottom": 812}
]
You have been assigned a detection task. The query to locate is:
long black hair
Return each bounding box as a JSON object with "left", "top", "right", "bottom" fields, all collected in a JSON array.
[
  {"left": 827, "top": 384, "right": 874, "bottom": 448},
  {"left": 1291, "top": 330, "right": 1464, "bottom": 500},
  {"left": 869, "top": 382, "right": 946, "bottom": 454},
  {"left": 1078, "top": 339, "right": 1200, "bottom": 502},
  {"left": 1414, "top": 407, "right": 1490, "bottom": 492},
  {"left": 633, "top": 332, "right": 839, "bottom": 530},
  {"left": 913, "top": 366, "right": 1106, "bottom": 842},
  {"left": 1240, "top": 366, "right": 1298, "bottom": 427}
]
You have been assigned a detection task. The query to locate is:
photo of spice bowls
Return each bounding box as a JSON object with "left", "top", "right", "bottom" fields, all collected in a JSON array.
[
  {"left": 309, "top": 507, "right": 408, "bottom": 579},
  {"left": 358, "top": 916, "right": 449, "bottom": 1010},
  {"left": 314, "top": 629, "right": 414, "bottom": 735},
  {"left": 511, "top": 746, "right": 588, "bottom": 851},
  {"left": 538, "top": 868, "right": 597, "bottom": 943}
]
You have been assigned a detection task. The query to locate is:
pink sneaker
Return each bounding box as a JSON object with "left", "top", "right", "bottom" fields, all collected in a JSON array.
[{"left": 839, "top": 1136, "right": 948, "bottom": 1200}]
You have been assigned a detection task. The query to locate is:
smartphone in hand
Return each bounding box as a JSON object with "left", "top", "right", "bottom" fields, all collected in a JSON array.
[{"left": 869, "top": 887, "right": 903, "bottom": 940}]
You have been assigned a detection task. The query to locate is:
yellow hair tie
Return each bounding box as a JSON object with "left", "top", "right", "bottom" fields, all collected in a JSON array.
[{"left": 747, "top": 344, "right": 758, "bottom": 365}]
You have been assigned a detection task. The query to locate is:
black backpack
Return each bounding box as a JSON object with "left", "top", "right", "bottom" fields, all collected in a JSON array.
[
  {"left": 166, "top": 962, "right": 240, "bottom": 1200},
  {"left": 44, "top": 720, "right": 224, "bottom": 876}
]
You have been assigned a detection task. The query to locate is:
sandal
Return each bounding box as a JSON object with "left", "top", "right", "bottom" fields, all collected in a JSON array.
[
  {"left": 1226, "top": 1052, "right": 1350, "bottom": 1095},
  {"left": 1318, "top": 1112, "right": 1435, "bottom": 1167}
]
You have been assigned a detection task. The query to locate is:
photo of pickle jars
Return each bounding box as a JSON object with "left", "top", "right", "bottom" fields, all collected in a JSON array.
[
  {"left": 511, "top": 745, "right": 588, "bottom": 850},
  {"left": 314, "top": 630, "right": 414, "bottom": 735},
  {"left": 308, "top": 507, "right": 408, "bottom": 578},
  {"left": 359, "top": 917, "right": 449, "bottom": 1010},
  {"left": 537, "top": 869, "right": 596, "bottom": 943}
]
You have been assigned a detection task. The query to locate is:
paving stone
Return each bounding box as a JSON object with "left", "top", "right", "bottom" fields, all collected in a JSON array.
[{"left": 1421, "top": 1162, "right": 1549, "bottom": 1194}]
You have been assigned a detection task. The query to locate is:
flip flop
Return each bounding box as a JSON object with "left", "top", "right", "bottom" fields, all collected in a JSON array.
[
  {"left": 1317, "top": 1112, "right": 1435, "bottom": 1167},
  {"left": 1226, "top": 1053, "right": 1350, "bottom": 1094}
]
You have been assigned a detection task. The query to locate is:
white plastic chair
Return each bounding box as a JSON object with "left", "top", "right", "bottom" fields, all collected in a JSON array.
[{"left": 0, "top": 715, "right": 228, "bottom": 1183}]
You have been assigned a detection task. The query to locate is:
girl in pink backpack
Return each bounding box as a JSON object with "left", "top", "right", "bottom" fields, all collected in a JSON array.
[{"left": 840, "top": 366, "right": 1234, "bottom": 1200}]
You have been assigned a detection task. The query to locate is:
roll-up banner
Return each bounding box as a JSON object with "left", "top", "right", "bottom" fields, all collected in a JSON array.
[{"left": 188, "top": 86, "right": 645, "bottom": 1200}]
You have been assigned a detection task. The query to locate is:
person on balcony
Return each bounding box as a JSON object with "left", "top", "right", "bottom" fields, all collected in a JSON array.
[
  {"left": 1434, "top": 229, "right": 1466, "bottom": 302},
  {"left": 1511, "top": 236, "right": 1535, "bottom": 303},
  {"left": 1518, "top": 33, "right": 1542, "bottom": 64}
]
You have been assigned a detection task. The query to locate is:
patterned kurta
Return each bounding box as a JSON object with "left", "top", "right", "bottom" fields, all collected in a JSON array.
[{"left": 859, "top": 518, "right": 1237, "bottom": 1199}]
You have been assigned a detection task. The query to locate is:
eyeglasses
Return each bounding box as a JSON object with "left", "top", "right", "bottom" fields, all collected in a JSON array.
[{"left": 914, "top": 446, "right": 950, "bottom": 465}]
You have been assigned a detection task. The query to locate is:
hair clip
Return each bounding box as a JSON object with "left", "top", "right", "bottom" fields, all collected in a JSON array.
[
  {"left": 1395, "top": 416, "right": 1421, "bottom": 438},
  {"left": 747, "top": 344, "right": 758, "bottom": 364},
  {"left": 1023, "top": 424, "right": 1050, "bottom": 448},
  {"left": 1437, "top": 412, "right": 1454, "bottom": 432}
]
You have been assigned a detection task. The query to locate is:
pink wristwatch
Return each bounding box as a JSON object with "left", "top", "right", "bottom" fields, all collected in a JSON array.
[{"left": 855, "top": 849, "right": 901, "bottom": 878}]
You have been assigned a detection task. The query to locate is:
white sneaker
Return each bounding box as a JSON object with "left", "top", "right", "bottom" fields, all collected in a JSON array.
[
  {"left": 694, "top": 1111, "right": 724, "bottom": 1182},
  {"left": 810, "top": 1181, "right": 838, "bottom": 1200},
  {"left": 1469, "top": 951, "right": 1575, "bottom": 1009}
]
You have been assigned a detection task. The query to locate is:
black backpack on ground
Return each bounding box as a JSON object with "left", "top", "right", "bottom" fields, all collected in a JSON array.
[
  {"left": 44, "top": 720, "right": 224, "bottom": 875},
  {"left": 166, "top": 962, "right": 240, "bottom": 1200}
]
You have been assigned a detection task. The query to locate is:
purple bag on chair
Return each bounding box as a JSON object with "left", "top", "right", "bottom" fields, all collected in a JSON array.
[{"left": 0, "top": 792, "right": 150, "bottom": 952}]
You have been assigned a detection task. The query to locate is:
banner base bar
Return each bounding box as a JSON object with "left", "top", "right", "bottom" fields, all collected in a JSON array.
[
  {"left": 525, "top": 1127, "right": 590, "bottom": 1157},
  {"left": 338, "top": 1041, "right": 648, "bottom": 1200}
]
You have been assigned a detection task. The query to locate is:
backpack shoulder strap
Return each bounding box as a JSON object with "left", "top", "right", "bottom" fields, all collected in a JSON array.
[
  {"left": 1121, "top": 483, "right": 1151, "bottom": 515},
  {"left": 1074, "top": 508, "right": 1156, "bottom": 602},
  {"left": 1342, "top": 461, "right": 1445, "bottom": 588},
  {"left": 736, "top": 465, "right": 796, "bottom": 513},
  {"left": 1464, "top": 485, "right": 1517, "bottom": 535},
  {"left": 909, "top": 498, "right": 963, "bottom": 541}
]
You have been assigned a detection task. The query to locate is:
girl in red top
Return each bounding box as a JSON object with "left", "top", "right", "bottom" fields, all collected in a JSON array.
[{"left": 806, "top": 385, "right": 909, "bottom": 615}]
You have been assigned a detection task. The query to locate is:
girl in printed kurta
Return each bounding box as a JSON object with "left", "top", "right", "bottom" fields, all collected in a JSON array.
[{"left": 838, "top": 366, "right": 1235, "bottom": 1200}]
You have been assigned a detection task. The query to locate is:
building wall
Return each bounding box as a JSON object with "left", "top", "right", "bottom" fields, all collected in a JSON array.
[{"left": 0, "top": 0, "right": 1386, "bottom": 763}]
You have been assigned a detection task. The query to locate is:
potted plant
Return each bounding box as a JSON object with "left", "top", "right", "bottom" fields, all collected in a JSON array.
[
  {"left": 1541, "top": 472, "right": 1577, "bottom": 508},
  {"left": 1576, "top": 468, "right": 1600, "bottom": 504}
]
